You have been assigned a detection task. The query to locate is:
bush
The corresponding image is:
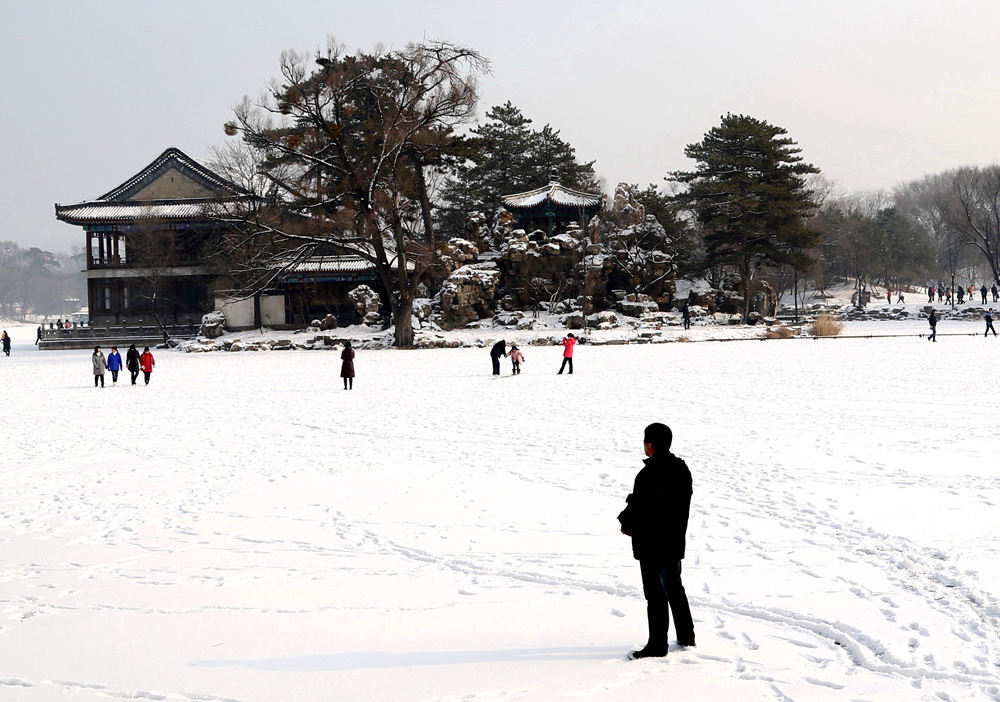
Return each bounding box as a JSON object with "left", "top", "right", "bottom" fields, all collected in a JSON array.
[
  {"left": 811, "top": 313, "right": 844, "bottom": 337},
  {"left": 763, "top": 326, "right": 794, "bottom": 340},
  {"left": 675, "top": 335, "right": 691, "bottom": 343}
]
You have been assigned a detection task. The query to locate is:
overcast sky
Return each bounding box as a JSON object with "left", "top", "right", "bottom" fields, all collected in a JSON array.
[{"left": 3, "top": 0, "right": 1000, "bottom": 253}]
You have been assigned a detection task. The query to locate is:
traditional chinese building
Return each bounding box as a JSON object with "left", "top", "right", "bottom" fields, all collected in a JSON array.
[
  {"left": 500, "top": 171, "right": 603, "bottom": 237},
  {"left": 52, "top": 147, "right": 389, "bottom": 343},
  {"left": 54, "top": 147, "right": 241, "bottom": 328}
]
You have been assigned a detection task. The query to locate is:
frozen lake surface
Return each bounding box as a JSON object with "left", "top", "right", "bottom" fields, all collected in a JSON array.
[{"left": 2, "top": 321, "right": 999, "bottom": 701}]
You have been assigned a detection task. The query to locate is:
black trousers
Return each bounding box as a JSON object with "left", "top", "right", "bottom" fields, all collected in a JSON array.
[
  {"left": 987, "top": 321, "right": 996, "bottom": 336},
  {"left": 640, "top": 559, "right": 695, "bottom": 648},
  {"left": 94, "top": 374, "right": 104, "bottom": 387},
  {"left": 491, "top": 355, "right": 501, "bottom": 375},
  {"left": 558, "top": 357, "right": 573, "bottom": 374},
  {"left": 143, "top": 371, "right": 151, "bottom": 385},
  {"left": 110, "top": 370, "right": 119, "bottom": 382},
  {"left": 130, "top": 370, "right": 139, "bottom": 385}
]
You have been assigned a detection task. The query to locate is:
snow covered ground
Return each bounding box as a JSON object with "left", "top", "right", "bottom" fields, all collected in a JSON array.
[{"left": 2, "top": 319, "right": 1000, "bottom": 701}]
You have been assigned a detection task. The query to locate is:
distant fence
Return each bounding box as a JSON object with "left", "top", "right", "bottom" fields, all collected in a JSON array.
[{"left": 39, "top": 323, "right": 199, "bottom": 350}]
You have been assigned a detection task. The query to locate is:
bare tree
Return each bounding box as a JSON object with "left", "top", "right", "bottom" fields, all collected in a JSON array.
[{"left": 216, "top": 38, "right": 489, "bottom": 347}]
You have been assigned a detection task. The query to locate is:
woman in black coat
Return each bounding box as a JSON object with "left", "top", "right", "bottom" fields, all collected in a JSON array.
[
  {"left": 341, "top": 341, "right": 355, "bottom": 390},
  {"left": 125, "top": 344, "right": 141, "bottom": 385}
]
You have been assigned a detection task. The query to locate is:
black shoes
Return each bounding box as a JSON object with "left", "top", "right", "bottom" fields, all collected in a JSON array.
[{"left": 628, "top": 646, "right": 668, "bottom": 660}]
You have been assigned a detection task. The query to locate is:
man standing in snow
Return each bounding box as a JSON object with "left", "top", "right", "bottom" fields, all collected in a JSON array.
[
  {"left": 928, "top": 310, "right": 938, "bottom": 342},
  {"left": 618, "top": 423, "right": 695, "bottom": 659},
  {"left": 490, "top": 339, "right": 506, "bottom": 376},
  {"left": 986, "top": 309, "right": 996, "bottom": 337},
  {"left": 982, "top": 285, "right": 989, "bottom": 305}
]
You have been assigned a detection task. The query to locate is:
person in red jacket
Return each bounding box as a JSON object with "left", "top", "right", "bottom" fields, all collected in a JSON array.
[
  {"left": 139, "top": 347, "right": 155, "bottom": 385},
  {"left": 558, "top": 333, "right": 576, "bottom": 374}
]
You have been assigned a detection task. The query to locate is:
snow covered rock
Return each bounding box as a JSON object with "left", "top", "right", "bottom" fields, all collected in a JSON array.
[
  {"left": 437, "top": 262, "right": 501, "bottom": 330},
  {"left": 199, "top": 311, "right": 227, "bottom": 339}
]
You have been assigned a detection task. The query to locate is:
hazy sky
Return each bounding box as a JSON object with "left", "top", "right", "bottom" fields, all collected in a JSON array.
[{"left": 3, "top": 0, "right": 1000, "bottom": 252}]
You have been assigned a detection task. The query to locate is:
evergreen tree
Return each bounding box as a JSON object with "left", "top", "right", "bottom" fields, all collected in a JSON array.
[
  {"left": 670, "top": 114, "right": 820, "bottom": 323},
  {"left": 439, "top": 102, "right": 599, "bottom": 239}
]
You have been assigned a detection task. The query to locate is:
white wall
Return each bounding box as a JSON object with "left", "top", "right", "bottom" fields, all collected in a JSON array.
[{"left": 214, "top": 295, "right": 286, "bottom": 329}]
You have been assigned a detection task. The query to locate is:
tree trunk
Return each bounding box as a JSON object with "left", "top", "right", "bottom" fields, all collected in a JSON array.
[
  {"left": 392, "top": 292, "right": 415, "bottom": 348},
  {"left": 413, "top": 160, "right": 436, "bottom": 253}
]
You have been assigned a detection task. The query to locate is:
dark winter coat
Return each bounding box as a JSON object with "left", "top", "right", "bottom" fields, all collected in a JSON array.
[
  {"left": 126, "top": 348, "right": 140, "bottom": 372},
  {"left": 929, "top": 312, "right": 937, "bottom": 328},
  {"left": 340, "top": 347, "right": 355, "bottom": 378},
  {"left": 1, "top": 333, "right": 10, "bottom": 351},
  {"left": 490, "top": 340, "right": 507, "bottom": 358},
  {"left": 618, "top": 451, "right": 692, "bottom": 563}
]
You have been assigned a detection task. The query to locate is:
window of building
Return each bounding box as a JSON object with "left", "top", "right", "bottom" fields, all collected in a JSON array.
[{"left": 95, "top": 286, "right": 111, "bottom": 311}]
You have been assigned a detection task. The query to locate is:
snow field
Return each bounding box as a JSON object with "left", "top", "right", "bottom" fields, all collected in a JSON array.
[{"left": 1, "top": 320, "right": 999, "bottom": 701}]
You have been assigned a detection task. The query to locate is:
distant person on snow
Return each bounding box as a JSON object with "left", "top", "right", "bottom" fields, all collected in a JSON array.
[
  {"left": 928, "top": 310, "right": 938, "bottom": 342},
  {"left": 341, "top": 341, "right": 355, "bottom": 390},
  {"left": 618, "top": 423, "right": 695, "bottom": 659},
  {"left": 968, "top": 285, "right": 975, "bottom": 303},
  {"left": 1, "top": 331, "right": 10, "bottom": 357},
  {"left": 506, "top": 344, "right": 524, "bottom": 374},
  {"left": 92, "top": 346, "right": 107, "bottom": 387},
  {"left": 682, "top": 304, "right": 691, "bottom": 330},
  {"left": 886, "top": 290, "right": 892, "bottom": 305},
  {"left": 558, "top": 333, "right": 576, "bottom": 375},
  {"left": 35, "top": 326, "right": 42, "bottom": 346},
  {"left": 986, "top": 309, "right": 997, "bottom": 337},
  {"left": 126, "top": 344, "right": 141, "bottom": 385},
  {"left": 106, "top": 346, "right": 123, "bottom": 385},
  {"left": 897, "top": 291, "right": 905, "bottom": 304},
  {"left": 139, "top": 347, "right": 155, "bottom": 385},
  {"left": 957, "top": 286, "right": 964, "bottom": 304},
  {"left": 982, "top": 285, "right": 989, "bottom": 304},
  {"left": 993, "top": 284, "right": 999, "bottom": 303},
  {"left": 928, "top": 286, "right": 935, "bottom": 304},
  {"left": 490, "top": 339, "right": 507, "bottom": 376}
]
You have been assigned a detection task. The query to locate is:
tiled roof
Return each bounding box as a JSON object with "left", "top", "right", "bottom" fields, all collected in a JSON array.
[
  {"left": 99, "top": 147, "right": 240, "bottom": 201},
  {"left": 54, "top": 199, "right": 231, "bottom": 225},
  {"left": 501, "top": 181, "right": 603, "bottom": 210},
  {"left": 288, "top": 256, "right": 376, "bottom": 273}
]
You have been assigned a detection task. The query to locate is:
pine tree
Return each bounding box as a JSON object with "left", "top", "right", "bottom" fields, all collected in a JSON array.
[
  {"left": 670, "top": 114, "right": 820, "bottom": 323},
  {"left": 439, "top": 102, "right": 599, "bottom": 238}
]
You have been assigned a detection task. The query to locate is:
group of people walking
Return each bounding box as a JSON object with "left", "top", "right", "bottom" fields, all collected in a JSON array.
[
  {"left": 927, "top": 283, "right": 999, "bottom": 305},
  {"left": 91, "top": 344, "right": 154, "bottom": 387}
]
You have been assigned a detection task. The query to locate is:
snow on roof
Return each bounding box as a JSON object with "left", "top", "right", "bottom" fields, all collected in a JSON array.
[
  {"left": 54, "top": 199, "right": 237, "bottom": 225},
  {"left": 98, "top": 147, "right": 240, "bottom": 202},
  {"left": 501, "top": 181, "right": 602, "bottom": 210},
  {"left": 287, "top": 256, "right": 376, "bottom": 273}
]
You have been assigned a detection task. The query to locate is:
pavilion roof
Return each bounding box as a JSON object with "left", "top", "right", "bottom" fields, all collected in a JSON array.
[
  {"left": 54, "top": 147, "right": 246, "bottom": 226},
  {"left": 501, "top": 181, "right": 603, "bottom": 210},
  {"left": 54, "top": 198, "right": 235, "bottom": 225}
]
